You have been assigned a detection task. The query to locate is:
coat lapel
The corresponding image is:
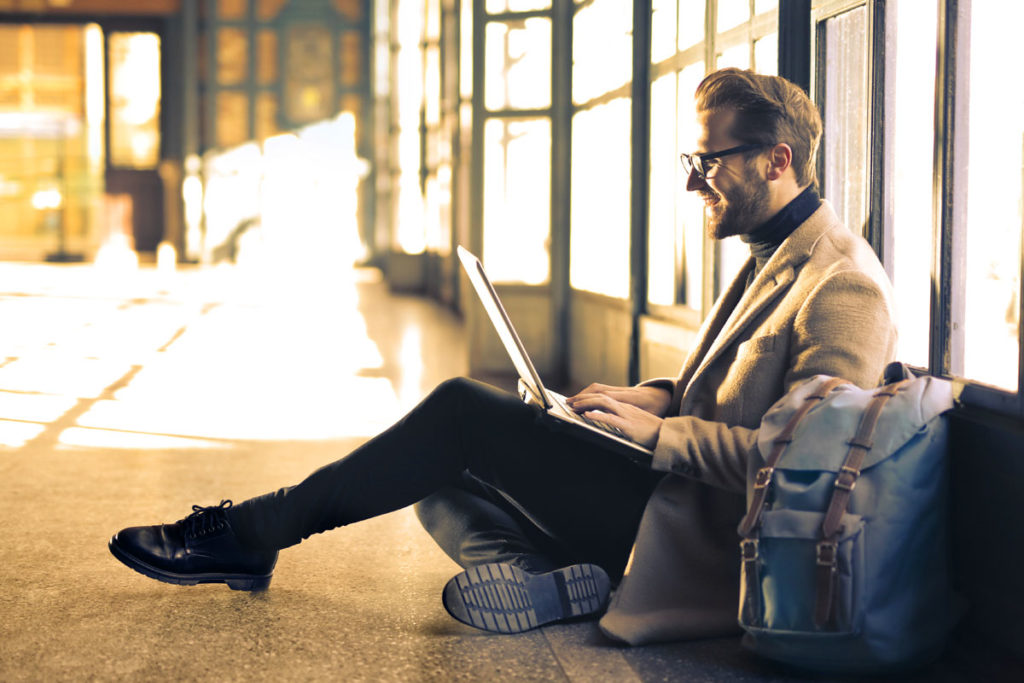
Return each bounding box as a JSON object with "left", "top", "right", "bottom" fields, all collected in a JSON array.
[
  {"left": 679, "top": 201, "right": 839, "bottom": 405},
  {"left": 668, "top": 259, "right": 752, "bottom": 414}
]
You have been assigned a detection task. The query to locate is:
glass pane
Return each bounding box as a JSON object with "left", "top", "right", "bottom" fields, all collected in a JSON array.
[
  {"left": 962, "top": 1, "right": 1024, "bottom": 391},
  {"left": 219, "top": 0, "right": 247, "bottom": 20},
  {"left": 486, "top": 0, "right": 551, "bottom": 12},
  {"left": 573, "top": 0, "right": 632, "bottom": 104},
  {"left": 718, "top": 0, "right": 751, "bottom": 33},
  {"left": 485, "top": 18, "right": 551, "bottom": 110},
  {"left": 755, "top": 0, "right": 779, "bottom": 16},
  {"left": 333, "top": 0, "right": 364, "bottom": 22},
  {"left": 257, "top": 30, "right": 277, "bottom": 85},
  {"left": 570, "top": 98, "right": 631, "bottom": 298},
  {"left": 651, "top": 0, "right": 677, "bottom": 64},
  {"left": 718, "top": 238, "right": 749, "bottom": 294},
  {"left": 257, "top": 0, "right": 289, "bottom": 22},
  {"left": 217, "top": 27, "right": 248, "bottom": 85},
  {"left": 822, "top": 6, "right": 868, "bottom": 237},
  {"left": 255, "top": 92, "right": 279, "bottom": 140},
  {"left": 282, "top": 23, "right": 335, "bottom": 125},
  {"left": 754, "top": 32, "right": 778, "bottom": 75},
  {"left": 890, "top": 0, "right": 937, "bottom": 371},
  {"left": 460, "top": 0, "right": 473, "bottom": 99},
  {"left": 716, "top": 43, "right": 749, "bottom": 70},
  {"left": 649, "top": 72, "right": 678, "bottom": 305},
  {"left": 109, "top": 32, "right": 161, "bottom": 168},
  {"left": 679, "top": 0, "right": 705, "bottom": 50},
  {"left": 340, "top": 30, "right": 362, "bottom": 86},
  {"left": 216, "top": 91, "right": 249, "bottom": 149},
  {"left": 483, "top": 118, "right": 551, "bottom": 284},
  {"left": 424, "top": 44, "right": 441, "bottom": 124},
  {"left": 678, "top": 64, "right": 706, "bottom": 308},
  {"left": 648, "top": 63, "right": 704, "bottom": 308}
]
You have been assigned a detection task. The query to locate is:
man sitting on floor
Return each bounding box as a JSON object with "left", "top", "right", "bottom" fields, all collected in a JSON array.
[{"left": 109, "top": 68, "right": 896, "bottom": 644}]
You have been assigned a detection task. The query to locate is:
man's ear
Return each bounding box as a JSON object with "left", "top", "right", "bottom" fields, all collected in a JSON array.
[{"left": 765, "top": 143, "right": 793, "bottom": 181}]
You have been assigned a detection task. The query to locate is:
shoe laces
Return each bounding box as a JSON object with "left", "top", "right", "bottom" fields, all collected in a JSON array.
[{"left": 180, "top": 499, "right": 232, "bottom": 538}]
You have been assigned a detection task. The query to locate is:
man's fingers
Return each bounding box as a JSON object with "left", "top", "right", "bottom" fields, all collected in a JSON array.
[{"left": 568, "top": 393, "right": 625, "bottom": 416}]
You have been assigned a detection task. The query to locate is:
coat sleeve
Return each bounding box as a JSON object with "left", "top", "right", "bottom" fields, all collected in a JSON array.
[{"left": 648, "top": 268, "right": 897, "bottom": 493}]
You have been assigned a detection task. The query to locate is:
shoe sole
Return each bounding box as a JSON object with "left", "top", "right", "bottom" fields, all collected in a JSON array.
[
  {"left": 442, "top": 562, "right": 610, "bottom": 634},
  {"left": 108, "top": 536, "right": 272, "bottom": 591}
]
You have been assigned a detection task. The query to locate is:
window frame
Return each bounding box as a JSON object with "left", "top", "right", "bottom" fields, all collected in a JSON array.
[
  {"left": 813, "top": 0, "right": 1024, "bottom": 416},
  {"left": 645, "top": 0, "right": 779, "bottom": 320}
]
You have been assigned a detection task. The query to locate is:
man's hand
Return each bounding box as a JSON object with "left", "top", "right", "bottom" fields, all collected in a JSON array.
[
  {"left": 569, "top": 383, "right": 672, "bottom": 417},
  {"left": 564, "top": 392, "right": 664, "bottom": 450}
]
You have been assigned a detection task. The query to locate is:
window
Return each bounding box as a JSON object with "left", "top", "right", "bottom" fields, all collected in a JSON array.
[
  {"left": 961, "top": 1, "right": 1023, "bottom": 392},
  {"left": 483, "top": 117, "right": 551, "bottom": 283},
  {"left": 817, "top": 5, "right": 869, "bottom": 239},
  {"left": 646, "top": 0, "right": 778, "bottom": 312},
  {"left": 480, "top": 4, "right": 553, "bottom": 284},
  {"left": 889, "top": 0, "right": 937, "bottom": 371},
  {"left": 569, "top": 0, "right": 633, "bottom": 298},
  {"left": 834, "top": 0, "right": 1024, "bottom": 409},
  {"left": 109, "top": 32, "right": 162, "bottom": 169}
]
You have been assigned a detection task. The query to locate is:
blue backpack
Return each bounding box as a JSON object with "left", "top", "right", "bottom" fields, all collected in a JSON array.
[{"left": 736, "top": 364, "right": 959, "bottom": 674}]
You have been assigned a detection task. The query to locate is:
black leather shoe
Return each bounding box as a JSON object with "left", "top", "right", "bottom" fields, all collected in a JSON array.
[
  {"left": 442, "top": 562, "right": 611, "bottom": 633},
  {"left": 109, "top": 500, "right": 277, "bottom": 591}
]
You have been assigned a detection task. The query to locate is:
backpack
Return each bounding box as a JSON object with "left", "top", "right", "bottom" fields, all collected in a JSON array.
[{"left": 736, "top": 363, "right": 958, "bottom": 674}]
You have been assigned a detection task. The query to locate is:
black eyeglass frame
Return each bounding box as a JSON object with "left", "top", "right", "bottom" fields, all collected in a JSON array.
[{"left": 679, "top": 143, "right": 772, "bottom": 179}]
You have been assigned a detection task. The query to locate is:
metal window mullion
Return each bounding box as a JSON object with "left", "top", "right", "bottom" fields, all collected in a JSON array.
[
  {"left": 205, "top": 13, "right": 218, "bottom": 151},
  {"left": 865, "top": 0, "right": 890, "bottom": 271},
  {"left": 778, "top": 0, "right": 811, "bottom": 91},
  {"left": 930, "top": 0, "right": 968, "bottom": 378},
  {"left": 247, "top": 0, "right": 256, "bottom": 140},
  {"left": 629, "top": 0, "right": 652, "bottom": 385},
  {"left": 469, "top": 0, "right": 485, "bottom": 258},
  {"left": 650, "top": 42, "right": 704, "bottom": 80},
  {"left": 551, "top": 0, "right": 572, "bottom": 388},
  {"left": 704, "top": 0, "right": 718, "bottom": 314}
]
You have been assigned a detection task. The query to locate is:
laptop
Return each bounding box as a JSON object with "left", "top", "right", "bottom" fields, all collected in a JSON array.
[{"left": 457, "top": 245, "right": 654, "bottom": 465}]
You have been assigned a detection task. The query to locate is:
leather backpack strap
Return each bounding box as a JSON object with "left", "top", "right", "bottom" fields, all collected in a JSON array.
[
  {"left": 738, "top": 376, "right": 851, "bottom": 537},
  {"left": 813, "top": 378, "right": 914, "bottom": 628},
  {"left": 738, "top": 376, "right": 849, "bottom": 628}
]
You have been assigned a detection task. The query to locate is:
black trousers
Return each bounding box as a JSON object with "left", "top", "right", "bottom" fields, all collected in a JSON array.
[{"left": 227, "top": 377, "right": 663, "bottom": 582}]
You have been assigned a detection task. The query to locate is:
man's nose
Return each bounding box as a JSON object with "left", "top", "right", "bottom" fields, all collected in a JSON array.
[{"left": 685, "top": 168, "right": 706, "bottom": 192}]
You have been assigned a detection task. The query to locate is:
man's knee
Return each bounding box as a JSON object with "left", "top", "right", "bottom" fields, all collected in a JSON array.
[{"left": 426, "top": 376, "right": 480, "bottom": 407}]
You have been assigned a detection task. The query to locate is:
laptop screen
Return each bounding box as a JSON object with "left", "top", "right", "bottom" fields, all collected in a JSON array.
[{"left": 457, "top": 246, "right": 550, "bottom": 408}]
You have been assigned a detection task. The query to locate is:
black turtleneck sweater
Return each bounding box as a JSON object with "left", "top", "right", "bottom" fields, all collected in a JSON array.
[{"left": 740, "top": 185, "right": 821, "bottom": 284}]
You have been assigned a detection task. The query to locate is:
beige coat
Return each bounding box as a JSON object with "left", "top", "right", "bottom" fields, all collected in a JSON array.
[{"left": 599, "top": 200, "right": 898, "bottom": 645}]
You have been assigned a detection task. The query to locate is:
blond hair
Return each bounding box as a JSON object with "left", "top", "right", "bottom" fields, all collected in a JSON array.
[{"left": 695, "top": 68, "right": 822, "bottom": 187}]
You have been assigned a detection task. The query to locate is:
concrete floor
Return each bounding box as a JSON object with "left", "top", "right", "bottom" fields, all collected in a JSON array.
[{"left": 0, "top": 260, "right": 1011, "bottom": 682}]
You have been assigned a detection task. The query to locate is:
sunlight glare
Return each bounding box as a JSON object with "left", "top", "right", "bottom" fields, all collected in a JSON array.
[{"left": 0, "top": 420, "right": 45, "bottom": 449}]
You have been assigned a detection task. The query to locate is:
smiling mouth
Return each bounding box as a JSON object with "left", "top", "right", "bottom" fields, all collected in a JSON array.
[{"left": 700, "top": 192, "right": 721, "bottom": 207}]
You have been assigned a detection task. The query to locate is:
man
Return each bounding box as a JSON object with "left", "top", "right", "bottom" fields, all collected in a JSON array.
[{"left": 109, "top": 68, "right": 896, "bottom": 644}]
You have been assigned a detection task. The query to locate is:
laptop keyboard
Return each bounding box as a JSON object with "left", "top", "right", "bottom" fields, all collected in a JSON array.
[{"left": 554, "top": 395, "right": 626, "bottom": 437}]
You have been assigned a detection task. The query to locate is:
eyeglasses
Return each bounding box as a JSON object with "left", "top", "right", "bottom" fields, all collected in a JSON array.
[{"left": 679, "top": 143, "right": 769, "bottom": 180}]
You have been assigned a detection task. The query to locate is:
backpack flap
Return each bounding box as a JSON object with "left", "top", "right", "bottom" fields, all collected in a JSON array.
[{"left": 756, "top": 375, "right": 953, "bottom": 475}]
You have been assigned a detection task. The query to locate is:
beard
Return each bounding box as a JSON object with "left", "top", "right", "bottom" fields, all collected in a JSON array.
[{"left": 702, "top": 170, "right": 772, "bottom": 239}]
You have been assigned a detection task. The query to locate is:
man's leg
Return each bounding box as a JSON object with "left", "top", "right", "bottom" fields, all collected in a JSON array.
[
  {"left": 413, "top": 472, "right": 571, "bottom": 577},
  {"left": 110, "top": 377, "right": 660, "bottom": 608},
  {"left": 225, "top": 377, "right": 660, "bottom": 579}
]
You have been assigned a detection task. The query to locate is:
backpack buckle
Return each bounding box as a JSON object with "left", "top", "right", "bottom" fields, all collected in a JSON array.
[
  {"left": 834, "top": 465, "right": 859, "bottom": 492},
  {"left": 816, "top": 540, "right": 838, "bottom": 567},
  {"left": 753, "top": 467, "right": 774, "bottom": 489}
]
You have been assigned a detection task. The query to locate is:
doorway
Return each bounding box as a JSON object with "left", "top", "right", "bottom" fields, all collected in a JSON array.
[{"left": 0, "top": 21, "right": 164, "bottom": 261}]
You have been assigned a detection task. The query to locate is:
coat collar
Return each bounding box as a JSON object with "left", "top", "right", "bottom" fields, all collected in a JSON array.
[{"left": 677, "top": 201, "right": 842, "bottom": 401}]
